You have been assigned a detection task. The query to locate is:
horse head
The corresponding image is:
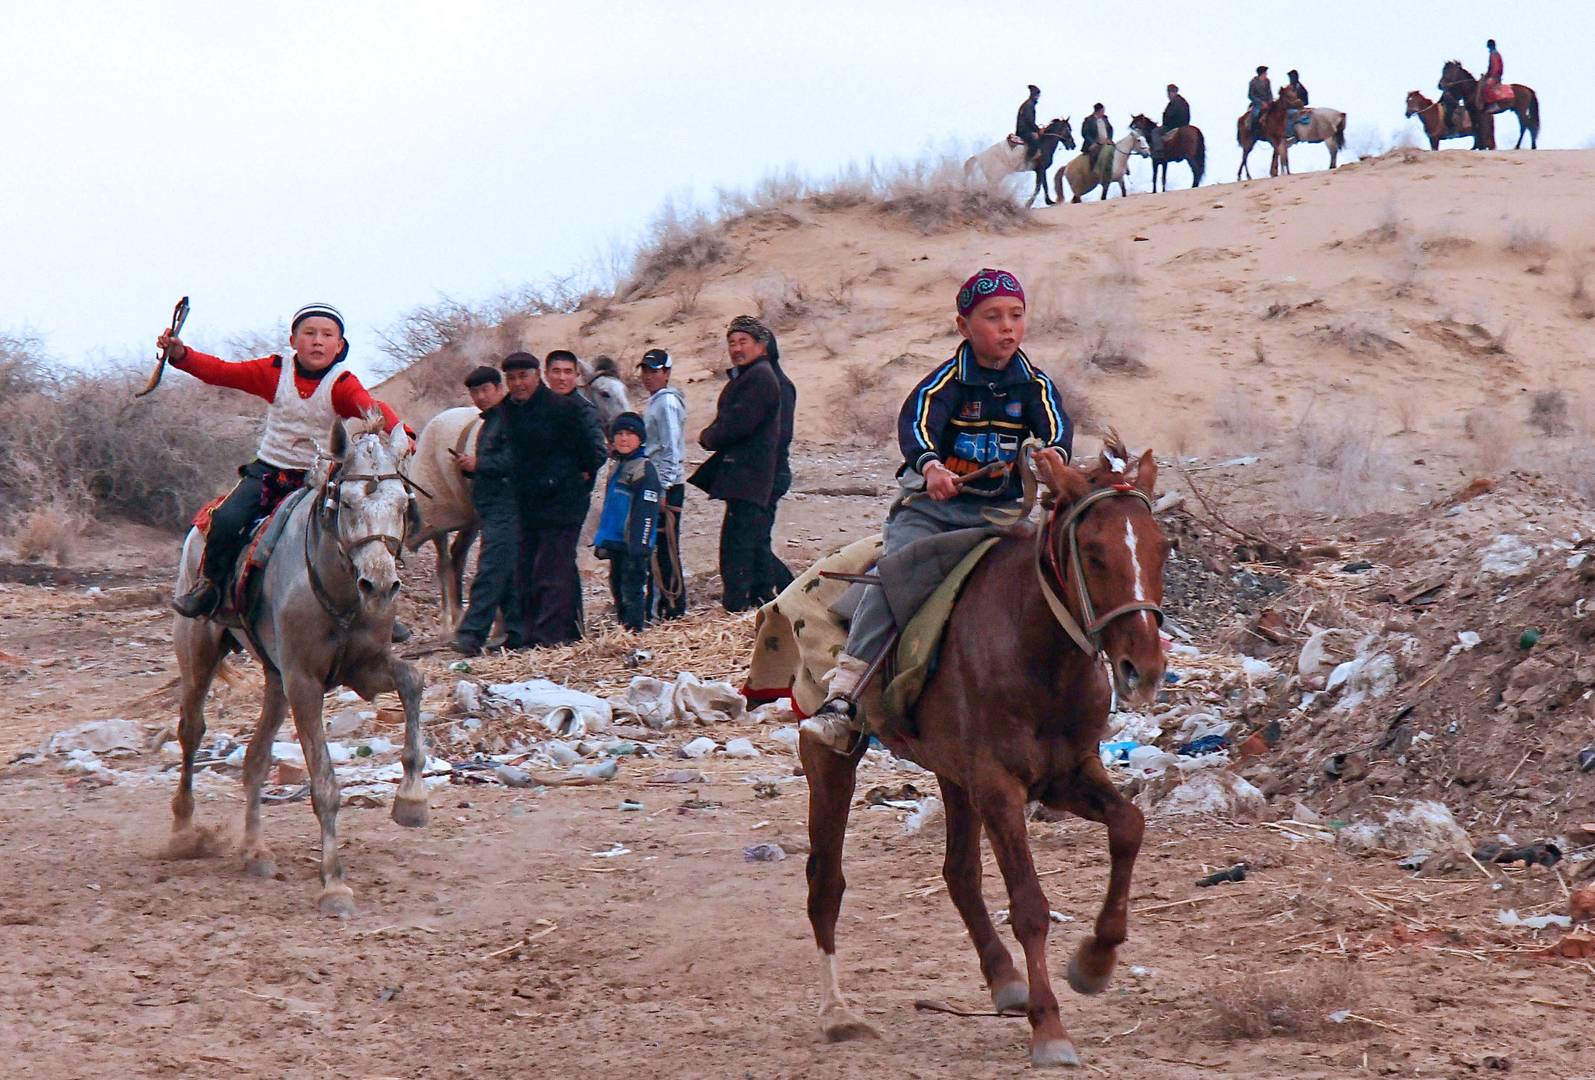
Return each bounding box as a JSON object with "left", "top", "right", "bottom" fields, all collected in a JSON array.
[
  {"left": 1439, "top": 61, "right": 1474, "bottom": 94},
  {"left": 309, "top": 420, "right": 413, "bottom": 612},
  {"left": 1043, "top": 116, "right": 1076, "bottom": 150},
  {"left": 1405, "top": 90, "right": 1432, "bottom": 117},
  {"left": 1125, "top": 130, "right": 1151, "bottom": 158},
  {"left": 582, "top": 359, "right": 633, "bottom": 432},
  {"left": 1128, "top": 113, "right": 1154, "bottom": 135},
  {"left": 1033, "top": 438, "right": 1167, "bottom": 703}
]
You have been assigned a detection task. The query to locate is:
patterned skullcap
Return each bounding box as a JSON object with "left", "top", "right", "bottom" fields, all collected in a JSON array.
[
  {"left": 291, "top": 302, "right": 344, "bottom": 335},
  {"left": 956, "top": 268, "right": 1025, "bottom": 318},
  {"left": 726, "top": 315, "right": 772, "bottom": 344}
]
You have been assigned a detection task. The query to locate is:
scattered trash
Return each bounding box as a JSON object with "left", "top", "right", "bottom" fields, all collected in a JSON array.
[
  {"left": 45, "top": 718, "right": 144, "bottom": 756},
  {"left": 452, "top": 681, "right": 480, "bottom": 713},
  {"left": 1479, "top": 534, "right": 1537, "bottom": 577},
  {"left": 545, "top": 741, "right": 581, "bottom": 767},
  {"left": 1158, "top": 773, "right": 1265, "bottom": 818},
  {"left": 678, "top": 736, "right": 717, "bottom": 759},
  {"left": 448, "top": 660, "right": 472, "bottom": 673},
  {"left": 904, "top": 797, "right": 943, "bottom": 836},
  {"left": 723, "top": 737, "right": 759, "bottom": 759},
  {"left": 483, "top": 679, "right": 612, "bottom": 737},
  {"left": 1178, "top": 734, "right": 1229, "bottom": 757},
  {"left": 1518, "top": 628, "right": 1542, "bottom": 650},
  {"left": 1474, "top": 842, "right": 1562, "bottom": 868},
  {"left": 769, "top": 726, "right": 800, "bottom": 752},
  {"left": 591, "top": 843, "right": 631, "bottom": 858},
  {"left": 1239, "top": 657, "right": 1277, "bottom": 681},
  {"left": 1196, "top": 863, "right": 1249, "bottom": 887},
  {"left": 1100, "top": 740, "right": 1139, "bottom": 764},
  {"left": 618, "top": 799, "right": 644, "bottom": 812},
  {"left": 1339, "top": 800, "right": 1471, "bottom": 860},
  {"left": 494, "top": 765, "right": 536, "bottom": 789},
  {"left": 1578, "top": 747, "right": 1595, "bottom": 773},
  {"left": 1341, "top": 561, "right": 1375, "bottom": 574},
  {"left": 752, "top": 781, "right": 782, "bottom": 799},
  {"left": 621, "top": 671, "right": 747, "bottom": 730},
  {"left": 1447, "top": 630, "right": 1482, "bottom": 658},
  {"left": 1297, "top": 628, "right": 1330, "bottom": 676},
  {"left": 866, "top": 782, "right": 922, "bottom": 807},
  {"left": 1496, "top": 909, "right": 1572, "bottom": 930},
  {"left": 376, "top": 985, "right": 402, "bottom": 1004},
  {"left": 994, "top": 909, "right": 1075, "bottom": 925},
  {"left": 649, "top": 768, "right": 708, "bottom": 784},
  {"left": 579, "top": 759, "right": 618, "bottom": 782},
  {"left": 743, "top": 843, "right": 788, "bottom": 863}
]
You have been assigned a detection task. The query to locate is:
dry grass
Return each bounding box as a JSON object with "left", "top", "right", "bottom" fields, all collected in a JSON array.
[
  {"left": 1313, "top": 316, "right": 1404, "bottom": 356},
  {"left": 618, "top": 200, "right": 730, "bottom": 303},
  {"left": 1208, "top": 964, "right": 1363, "bottom": 1040},
  {"left": 1099, "top": 242, "right": 1141, "bottom": 286},
  {"left": 1571, "top": 262, "right": 1595, "bottom": 320},
  {"left": 1287, "top": 412, "right": 1398, "bottom": 515},
  {"left": 1463, "top": 407, "right": 1519, "bottom": 475},
  {"left": 1388, "top": 237, "right": 1428, "bottom": 298},
  {"left": 752, "top": 276, "right": 813, "bottom": 332},
  {"left": 666, "top": 271, "right": 708, "bottom": 325},
  {"left": 822, "top": 271, "right": 858, "bottom": 312},
  {"left": 1528, "top": 387, "right": 1571, "bottom": 436},
  {"left": 1365, "top": 196, "right": 1404, "bottom": 244},
  {"left": 12, "top": 504, "right": 82, "bottom": 564},
  {"left": 826, "top": 361, "right": 895, "bottom": 441},
  {"left": 1075, "top": 291, "right": 1147, "bottom": 375},
  {"left": 1503, "top": 217, "right": 1553, "bottom": 264},
  {"left": 1213, "top": 386, "right": 1274, "bottom": 445},
  {"left": 1025, "top": 277, "right": 1075, "bottom": 336}
]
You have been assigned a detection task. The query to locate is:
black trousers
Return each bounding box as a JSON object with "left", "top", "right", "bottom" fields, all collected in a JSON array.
[
  {"left": 608, "top": 551, "right": 649, "bottom": 632},
  {"left": 752, "top": 494, "right": 793, "bottom": 605},
  {"left": 457, "top": 504, "right": 521, "bottom": 644},
  {"left": 202, "top": 460, "right": 304, "bottom": 584},
  {"left": 648, "top": 484, "right": 687, "bottom": 620},
  {"left": 718, "top": 498, "right": 768, "bottom": 612},
  {"left": 518, "top": 523, "right": 583, "bottom": 647}
]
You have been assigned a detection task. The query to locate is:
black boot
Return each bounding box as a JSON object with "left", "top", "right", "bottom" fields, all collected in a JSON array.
[{"left": 172, "top": 579, "right": 221, "bottom": 619}]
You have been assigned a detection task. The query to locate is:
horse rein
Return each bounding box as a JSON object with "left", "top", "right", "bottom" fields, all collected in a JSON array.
[
  {"left": 304, "top": 463, "right": 417, "bottom": 631},
  {"left": 1034, "top": 483, "right": 1164, "bottom": 657}
]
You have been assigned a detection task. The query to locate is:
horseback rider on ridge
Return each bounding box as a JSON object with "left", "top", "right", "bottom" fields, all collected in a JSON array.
[
  {"left": 1247, "top": 65, "right": 1273, "bottom": 136},
  {"left": 803, "top": 268, "right": 1073, "bottom": 752},
  {"left": 1015, "top": 84, "right": 1042, "bottom": 161},
  {"left": 163, "top": 303, "right": 413, "bottom": 627},
  {"left": 1155, "top": 83, "right": 1190, "bottom": 157}
]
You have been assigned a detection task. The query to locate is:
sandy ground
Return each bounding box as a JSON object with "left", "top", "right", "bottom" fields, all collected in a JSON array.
[{"left": 6, "top": 152, "right": 1595, "bottom": 1078}]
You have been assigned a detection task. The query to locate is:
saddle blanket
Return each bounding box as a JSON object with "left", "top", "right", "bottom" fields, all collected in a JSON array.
[
  {"left": 745, "top": 530, "right": 1001, "bottom": 732},
  {"left": 192, "top": 487, "right": 310, "bottom": 615}
]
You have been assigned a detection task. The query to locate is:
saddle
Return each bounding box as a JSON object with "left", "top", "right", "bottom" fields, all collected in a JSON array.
[
  {"left": 192, "top": 488, "right": 312, "bottom": 621},
  {"left": 744, "top": 529, "right": 1002, "bottom": 732}
]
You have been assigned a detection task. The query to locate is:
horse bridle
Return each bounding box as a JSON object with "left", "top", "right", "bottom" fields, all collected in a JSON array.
[
  {"left": 1034, "top": 483, "right": 1164, "bottom": 657},
  {"left": 304, "top": 461, "right": 418, "bottom": 630}
]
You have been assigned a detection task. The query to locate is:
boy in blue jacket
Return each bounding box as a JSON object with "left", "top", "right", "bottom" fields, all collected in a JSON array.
[{"left": 594, "top": 412, "right": 663, "bottom": 632}]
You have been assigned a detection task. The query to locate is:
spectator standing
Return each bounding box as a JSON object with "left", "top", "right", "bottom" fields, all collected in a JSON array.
[
  {"left": 593, "top": 412, "right": 662, "bottom": 632},
  {"left": 638, "top": 347, "right": 689, "bottom": 619},
  {"left": 452, "top": 362, "right": 525, "bottom": 655}
]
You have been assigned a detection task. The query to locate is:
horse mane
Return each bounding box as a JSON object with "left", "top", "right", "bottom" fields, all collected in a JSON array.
[{"left": 590, "top": 354, "right": 619, "bottom": 378}]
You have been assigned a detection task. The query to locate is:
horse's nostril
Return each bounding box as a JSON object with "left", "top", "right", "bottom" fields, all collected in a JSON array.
[
  {"left": 357, "top": 577, "right": 376, "bottom": 595},
  {"left": 1119, "top": 659, "right": 1140, "bottom": 686},
  {"left": 386, "top": 581, "right": 400, "bottom": 599}
]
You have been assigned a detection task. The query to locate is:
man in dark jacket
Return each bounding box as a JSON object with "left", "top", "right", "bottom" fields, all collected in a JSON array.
[
  {"left": 689, "top": 315, "right": 783, "bottom": 612},
  {"left": 1284, "top": 69, "right": 1309, "bottom": 133},
  {"left": 1015, "top": 84, "right": 1041, "bottom": 159},
  {"left": 507, "top": 353, "right": 608, "bottom": 647},
  {"left": 753, "top": 334, "right": 797, "bottom": 606},
  {"left": 1080, "top": 103, "right": 1114, "bottom": 168},
  {"left": 541, "top": 349, "right": 608, "bottom": 639},
  {"left": 1154, "top": 84, "right": 1191, "bottom": 156},
  {"left": 453, "top": 363, "right": 524, "bottom": 655}
]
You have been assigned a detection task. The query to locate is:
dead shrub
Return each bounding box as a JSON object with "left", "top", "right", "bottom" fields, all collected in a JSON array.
[
  {"left": 12, "top": 504, "right": 82, "bottom": 565},
  {"left": 666, "top": 271, "right": 708, "bottom": 325},
  {"left": 1213, "top": 386, "right": 1273, "bottom": 445},
  {"left": 1388, "top": 237, "right": 1427, "bottom": 297},
  {"left": 1462, "top": 407, "right": 1518, "bottom": 475},
  {"left": 1571, "top": 262, "right": 1595, "bottom": 320},
  {"left": 1313, "top": 316, "right": 1403, "bottom": 356},
  {"left": 1026, "top": 277, "right": 1074, "bottom": 336},
  {"left": 1504, "top": 217, "right": 1553, "bottom": 262},
  {"left": 1288, "top": 413, "right": 1397, "bottom": 515},
  {"left": 753, "top": 276, "right": 812, "bottom": 332},
  {"left": 618, "top": 200, "right": 729, "bottom": 302},
  {"left": 1075, "top": 292, "right": 1146, "bottom": 375},
  {"left": 1208, "top": 964, "right": 1362, "bottom": 1040},
  {"left": 1099, "top": 242, "right": 1140, "bottom": 286},
  {"left": 822, "top": 272, "right": 858, "bottom": 312},
  {"left": 1528, "top": 388, "right": 1571, "bottom": 435},
  {"left": 872, "top": 157, "right": 1029, "bottom": 234}
]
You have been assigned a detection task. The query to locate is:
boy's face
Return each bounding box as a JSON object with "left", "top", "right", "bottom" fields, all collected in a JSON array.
[
  {"left": 546, "top": 359, "right": 580, "bottom": 394},
  {"left": 640, "top": 366, "right": 670, "bottom": 394},
  {"left": 504, "top": 366, "right": 539, "bottom": 401},
  {"left": 612, "top": 431, "right": 642, "bottom": 455},
  {"left": 956, "top": 297, "right": 1026, "bottom": 366},
  {"left": 290, "top": 317, "right": 344, "bottom": 371},
  {"left": 467, "top": 380, "right": 505, "bottom": 411}
]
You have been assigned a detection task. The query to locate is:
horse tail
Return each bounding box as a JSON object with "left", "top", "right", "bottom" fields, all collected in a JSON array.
[
  {"left": 1526, "top": 89, "right": 1540, "bottom": 136},
  {"left": 1191, "top": 129, "right": 1206, "bottom": 187},
  {"left": 1334, "top": 113, "right": 1347, "bottom": 151}
]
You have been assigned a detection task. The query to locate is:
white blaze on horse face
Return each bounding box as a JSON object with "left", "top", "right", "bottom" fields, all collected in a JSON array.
[{"left": 1122, "top": 517, "right": 1146, "bottom": 603}]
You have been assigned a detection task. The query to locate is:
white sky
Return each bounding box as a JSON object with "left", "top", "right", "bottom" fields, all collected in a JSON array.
[{"left": 3, "top": 0, "right": 1588, "bottom": 379}]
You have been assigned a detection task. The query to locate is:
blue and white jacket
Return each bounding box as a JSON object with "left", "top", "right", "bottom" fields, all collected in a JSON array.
[
  {"left": 594, "top": 449, "right": 662, "bottom": 557},
  {"left": 896, "top": 343, "right": 1073, "bottom": 500}
]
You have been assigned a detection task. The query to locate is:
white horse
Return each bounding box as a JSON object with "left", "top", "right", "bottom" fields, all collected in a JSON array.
[
  {"left": 1280, "top": 107, "right": 1347, "bottom": 173},
  {"left": 963, "top": 118, "right": 1076, "bottom": 207},
  {"left": 1055, "top": 132, "right": 1150, "bottom": 204},
  {"left": 409, "top": 360, "right": 632, "bottom": 631}
]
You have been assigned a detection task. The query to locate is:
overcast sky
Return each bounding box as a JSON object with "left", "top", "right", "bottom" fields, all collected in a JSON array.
[{"left": 4, "top": 0, "right": 1588, "bottom": 380}]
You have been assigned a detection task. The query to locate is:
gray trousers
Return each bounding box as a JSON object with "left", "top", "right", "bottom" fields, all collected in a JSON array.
[{"left": 844, "top": 482, "right": 1007, "bottom": 662}]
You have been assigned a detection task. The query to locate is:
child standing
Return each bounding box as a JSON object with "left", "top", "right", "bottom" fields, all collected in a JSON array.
[{"left": 593, "top": 412, "right": 663, "bottom": 632}]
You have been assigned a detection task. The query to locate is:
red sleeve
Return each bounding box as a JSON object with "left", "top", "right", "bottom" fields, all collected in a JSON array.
[
  {"left": 330, "top": 372, "right": 411, "bottom": 437},
  {"left": 171, "top": 351, "right": 279, "bottom": 402}
]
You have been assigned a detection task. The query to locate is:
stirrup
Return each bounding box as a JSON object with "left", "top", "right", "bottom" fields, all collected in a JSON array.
[{"left": 801, "top": 698, "right": 860, "bottom": 754}]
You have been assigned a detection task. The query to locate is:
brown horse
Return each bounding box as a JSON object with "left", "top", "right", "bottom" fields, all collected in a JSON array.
[
  {"left": 1438, "top": 61, "right": 1539, "bottom": 150},
  {"left": 1129, "top": 114, "right": 1205, "bottom": 191},
  {"left": 801, "top": 439, "right": 1166, "bottom": 1069},
  {"left": 1236, "top": 89, "right": 1293, "bottom": 179},
  {"left": 1405, "top": 89, "right": 1473, "bottom": 149}
]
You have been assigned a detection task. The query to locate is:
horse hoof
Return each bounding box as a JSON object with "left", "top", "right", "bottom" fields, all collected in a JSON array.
[
  {"left": 164, "top": 825, "right": 224, "bottom": 860},
  {"left": 242, "top": 855, "right": 277, "bottom": 879},
  {"left": 1031, "top": 1038, "right": 1082, "bottom": 1068},
  {"left": 317, "top": 885, "right": 356, "bottom": 918},
  {"left": 821, "top": 1008, "right": 880, "bottom": 1043},
  {"left": 991, "top": 980, "right": 1029, "bottom": 1014},
  {"left": 1066, "top": 940, "right": 1115, "bottom": 996},
  {"left": 391, "top": 795, "right": 430, "bottom": 829}
]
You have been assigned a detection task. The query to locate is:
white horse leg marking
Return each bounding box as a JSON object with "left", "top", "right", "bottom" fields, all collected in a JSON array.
[{"left": 819, "top": 949, "right": 846, "bottom": 1014}]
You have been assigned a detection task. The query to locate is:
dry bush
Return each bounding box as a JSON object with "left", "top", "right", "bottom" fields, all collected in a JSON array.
[
  {"left": 224, "top": 323, "right": 289, "bottom": 358},
  {"left": 666, "top": 271, "right": 708, "bottom": 325},
  {"left": 1075, "top": 291, "right": 1146, "bottom": 375},
  {"left": 872, "top": 157, "right": 1029, "bottom": 234},
  {"left": 1388, "top": 237, "right": 1428, "bottom": 297},
  {"left": 1392, "top": 394, "right": 1419, "bottom": 435},
  {"left": 12, "top": 504, "right": 83, "bottom": 565},
  {"left": 1366, "top": 196, "right": 1404, "bottom": 243},
  {"left": 1572, "top": 262, "right": 1595, "bottom": 320},
  {"left": 1504, "top": 218, "right": 1553, "bottom": 265},
  {"left": 377, "top": 295, "right": 496, "bottom": 370},
  {"left": 1100, "top": 242, "right": 1140, "bottom": 286},
  {"left": 822, "top": 271, "right": 858, "bottom": 312},
  {"left": 1213, "top": 386, "right": 1274, "bottom": 445},
  {"left": 1463, "top": 407, "right": 1519, "bottom": 475},
  {"left": 826, "top": 366, "right": 894, "bottom": 443},
  {"left": 618, "top": 200, "right": 730, "bottom": 302},
  {"left": 1208, "top": 964, "right": 1362, "bottom": 1040},
  {"left": 1287, "top": 413, "right": 1397, "bottom": 515},
  {"left": 1528, "top": 387, "right": 1571, "bottom": 435},
  {"left": 1253, "top": 338, "right": 1268, "bottom": 365},
  {"left": 1313, "top": 316, "right": 1403, "bottom": 356},
  {"left": 753, "top": 276, "right": 813, "bottom": 332},
  {"left": 1026, "top": 277, "right": 1074, "bottom": 335}
]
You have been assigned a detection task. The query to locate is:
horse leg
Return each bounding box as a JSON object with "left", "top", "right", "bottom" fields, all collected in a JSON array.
[
  {"left": 285, "top": 671, "right": 353, "bottom": 916},
  {"left": 939, "top": 777, "right": 1026, "bottom": 1013},
  {"left": 389, "top": 658, "right": 430, "bottom": 828},
  {"left": 238, "top": 669, "right": 289, "bottom": 877},
  {"left": 978, "top": 774, "right": 1076, "bottom": 1068},
  {"left": 1044, "top": 757, "right": 1144, "bottom": 996},
  {"left": 798, "top": 730, "right": 878, "bottom": 1043},
  {"left": 166, "top": 619, "right": 228, "bottom": 859},
  {"left": 449, "top": 525, "right": 478, "bottom": 632}
]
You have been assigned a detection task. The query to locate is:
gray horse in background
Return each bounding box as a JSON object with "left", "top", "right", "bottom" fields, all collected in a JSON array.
[{"left": 168, "top": 422, "right": 428, "bottom": 917}]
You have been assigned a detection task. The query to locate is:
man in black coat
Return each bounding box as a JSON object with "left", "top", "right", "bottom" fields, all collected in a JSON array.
[
  {"left": 452, "top": 363, "right": 524, "bottom": 655},
  {"left": 1081, "top": 103, "right": 1114, "bottom": 169},
  {"left": 1015, "top": 84, "right": 1041, "bottom": 159},
  {"left": 689, "top": 315, "right": 783, "bottom": 612},
  {"left": 754, "top": 335, "right": 797, "bottom": 606},
  {"left": 1154, "top": 83, "right": 1191, "bottom": 156},
  {"left": 505, "top": 353, "right": 608, "bottom": 646}
]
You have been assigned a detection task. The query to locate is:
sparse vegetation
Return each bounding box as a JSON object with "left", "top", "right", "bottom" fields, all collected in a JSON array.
[
  {"left": 1388, "top": 237, "right": 1427, "bottom": 298},
  {"left": 826, "top": 360, "right": 894, "bottom": 441},
  {"left": 1313, "top": 316, "right": 1404, "bottom": 356},
  {"left": 1075, "top": 291, "right": 1146, "bottom": 375},
  {"left": 1208, "top": 965, "right": 1363, "bottom": 1040},
  {"left": 1572, "top": 262, "right": 1595, "bottom": 320},
  {"left": 1528, "top": 387, "right": 1571, "bottom": 435},
  {"left": 1367, "top": 196, "right": 1404, "bottom": 243},
  {"left": 752, "top": 276, "right": 813, "bottom": 332},
  {"left": 666, "top": 271, "right": 708, "bottom": 325},
  {"left": 1463, "top": 407, "right": 1519, "bottom": 475},
  {"left": 1503, "top": 218, "right": 1553, "bottom": 266},
  {"left": 12, "top": 504, "right": 81, "bottom": 565}
]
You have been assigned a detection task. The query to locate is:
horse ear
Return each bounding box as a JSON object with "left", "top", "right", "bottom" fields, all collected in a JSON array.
[
  {"left": 388, "top": 423, "right": 411, "bottom": 460},
  {"left": 1130, "top": 448, "right": 1158, "bottom": 496},
  {"left": 1035, "top": 449, "right": 1089, "bottom": 503},
  {"left": 329, "top": 421, "right": 349, "bottom": 461}
]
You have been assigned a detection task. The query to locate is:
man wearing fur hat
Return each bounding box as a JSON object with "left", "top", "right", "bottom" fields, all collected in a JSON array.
[
  {"left": 804, "top": 268, "right": 1074, "bottom": 751},
  {"left": 159, "top": 303, "right": 410, "bottom": 621}
]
